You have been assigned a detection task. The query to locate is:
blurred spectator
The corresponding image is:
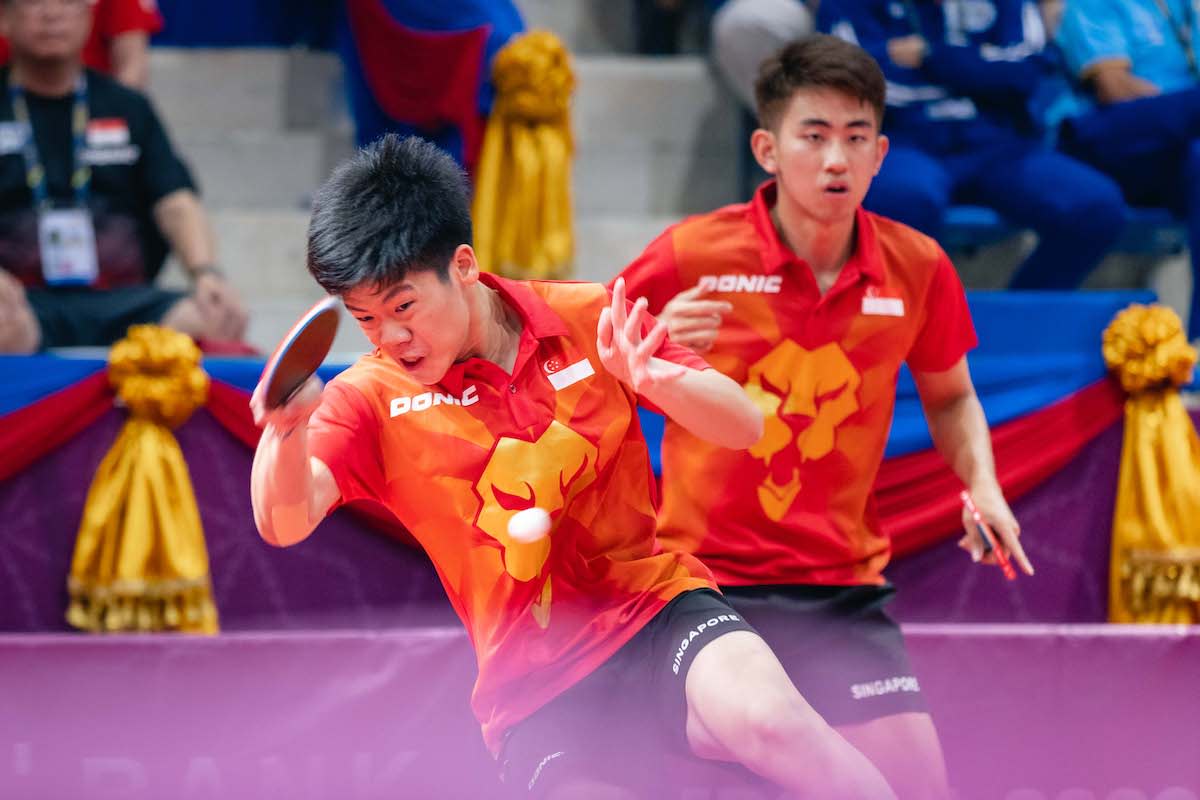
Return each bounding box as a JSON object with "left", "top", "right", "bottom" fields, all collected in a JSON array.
[
  {"left": 820, "top": 0, "right": 1128, "bottom": 289},
  {"left": 0, "top": 0, "right": 163, "bottom": 89},
  {"left": 711, "top": 0, "right": 814, "bottom": 105},
  {"left": 1053, "top": 0, "right": 1200, "bottom": 338},
  {"left": 0, "top": 0, "right": 244, "bottom": 353}
]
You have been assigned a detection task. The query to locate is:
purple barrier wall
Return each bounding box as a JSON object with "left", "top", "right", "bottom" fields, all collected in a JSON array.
[
  {"left": 0, "top": 408, "right": 1138, "bottom": 630},
  {"left": 1, "top": 625, "right": 1196, "bottom": 799}
]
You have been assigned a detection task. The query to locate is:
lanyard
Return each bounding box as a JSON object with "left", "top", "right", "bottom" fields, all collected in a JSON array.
[
  {"left": 8, "top": 75, "right": 91, "bottom": 210},
  {"left": 1153, "top": 0, "right": 1200, "bottom": 79}
]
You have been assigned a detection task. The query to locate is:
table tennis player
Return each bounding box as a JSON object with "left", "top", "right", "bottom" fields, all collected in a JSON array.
[
  {"left": 615, "top": 35, "right": 1035, "bottom": 800},
  {"left": 248, "top": 134, "right": 895, "bottom": 799}
]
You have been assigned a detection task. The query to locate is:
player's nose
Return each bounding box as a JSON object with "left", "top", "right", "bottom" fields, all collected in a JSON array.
[{"left": 379, "top": 319, "right": 413, "bottom": 346}]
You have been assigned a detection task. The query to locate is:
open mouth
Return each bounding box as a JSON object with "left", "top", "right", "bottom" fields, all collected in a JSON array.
[
  {"left": 824, "top": 184, "right": 849, "bottom": 195},
  {"left": 398, "top": 355, "right": 424, "bottom": 370}
]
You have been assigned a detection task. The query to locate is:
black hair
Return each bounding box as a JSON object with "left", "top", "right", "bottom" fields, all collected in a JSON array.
[
  {"left": 307, "top": 134, "right": 473, "bottom": 295},
  {"left": 755, "top": 34, "right": 887, "bottom": 130}
]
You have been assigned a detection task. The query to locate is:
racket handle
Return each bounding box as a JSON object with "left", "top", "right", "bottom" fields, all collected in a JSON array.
[{"left": 960, "top": 490, "right": 1017, "bottom": 581}]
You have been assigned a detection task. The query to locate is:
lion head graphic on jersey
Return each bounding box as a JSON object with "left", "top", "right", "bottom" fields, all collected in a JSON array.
[
  {"left": 743, "top": 340, "right": 861, "bottom": 521},
  {"left": 474, "top": 421, "right": 598, "bottom": 628}
]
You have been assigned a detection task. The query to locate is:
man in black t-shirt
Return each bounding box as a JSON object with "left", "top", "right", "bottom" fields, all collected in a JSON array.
[{"left": 0, "top": 0, "right": 246, "bottom": 351}]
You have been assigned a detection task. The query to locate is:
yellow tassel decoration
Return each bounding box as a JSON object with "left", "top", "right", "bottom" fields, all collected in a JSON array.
[
  {"left": 1103, "top": 304, "right": 1200, "bottom": 623},
  {"left": 66, "top": 325, "right": 219, "bottom": 634},
  {"left": 472, "top": 30, "right": 575, "bottom": 280}
]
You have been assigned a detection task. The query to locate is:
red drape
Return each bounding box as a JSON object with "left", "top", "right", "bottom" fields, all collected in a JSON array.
[
  {"left": 346, "top": 0, "right": 489, "bottom": 170},
  {"left": 1, "top": 375, "right": 1126, "bottom": 556}
]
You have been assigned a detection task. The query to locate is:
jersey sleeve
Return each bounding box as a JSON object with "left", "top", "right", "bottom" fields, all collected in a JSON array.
[
  {"left": 98, "top": 0, "right": 165, "bottom": 38},
  {"left": 1055, "top": 0, "right": 1130, "bottom": 78},
  {"left": 906, "top": 251, "right": 978, "bottom": 373},
  {"left": 612, "top": 226, "right": 685, "bottom": 316},
  {"left": 307, "top": 379, "right": 387, "bottom": 510}
]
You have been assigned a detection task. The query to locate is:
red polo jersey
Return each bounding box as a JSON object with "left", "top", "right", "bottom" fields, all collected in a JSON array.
[
  {"left": 619, "top": 182, "right": 977, "bottom": 586},
  {"left": 307, "top": 274, "right": 715, "bottom": 753}
]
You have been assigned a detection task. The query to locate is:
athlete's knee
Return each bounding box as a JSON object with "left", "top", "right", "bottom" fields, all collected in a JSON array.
[
  {"left": 735, "top": 690, "right": 823, "bottom": 766},
  {"left": 1039, "top": 169, "right": 1127, "bottom": 238}
]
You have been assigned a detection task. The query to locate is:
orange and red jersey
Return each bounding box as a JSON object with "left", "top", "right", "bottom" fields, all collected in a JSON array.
[
  {"left": 307, "top": 274, "right": 716, "bottom": 753},
  {"left": 0, "top": 0, "right": 164, "bottom": 74},
  {"left": 618, "top": 182, "right": 977, "bottom": 587}
]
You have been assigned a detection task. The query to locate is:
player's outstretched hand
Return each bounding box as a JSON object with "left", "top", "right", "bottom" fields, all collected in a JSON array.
[
  {"left": 598, "top": 278, "right": 687, "bottom": 394},
  {"left": 658, "top": 284, "right": 732, "bottom": 353},
  {"left": 958, "top": 486, "right": 1034, "bottom": 576},
  {"left": 250, "top": 374, "right": 324, "bottom": 436}
]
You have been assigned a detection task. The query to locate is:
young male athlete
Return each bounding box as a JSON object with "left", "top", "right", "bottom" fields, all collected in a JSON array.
[
  {"left": 617, "top": 36, "right": 1035, "bottom": 799},
  {"left": 249, "top": 134, "right": 896, "bottom": 799}
]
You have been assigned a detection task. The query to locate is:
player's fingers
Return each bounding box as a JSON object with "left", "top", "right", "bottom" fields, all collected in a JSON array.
[
  {"left": 636, "top": 318, "right": 670, "bottom": 363},
  {"left": 669, "top": 300, "right": 734, "bottom": 318},
  {"left": 671, "top": 284, "right": 710, "bottom": 303},
  {"left": 611, "top": 278, "right": 629, "bottom": 334},
  {"left": 596, "top": 305, "right": 615, "bottom": 359},
  {"left": 623, "top": 297, "right": 648, "bottom": 348},
  {"left": 668, "top": 314, "right": 723, "bottom": 336},
  {"left": 957, "top": 534, "right": 983, "bottom": 563},
  {"left": 997, "top": 525, "right": 1035, "bottom": 576}
]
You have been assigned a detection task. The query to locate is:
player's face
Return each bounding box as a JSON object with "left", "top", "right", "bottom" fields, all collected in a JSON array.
[
  {"left": 753, "top": 88, "right": 888, "bottom": 223},
  {"left": 342, "top": 246, "right": 478, "bottom": 385},
  {"left": 2, "top": 0, "right": 93, "bottom": 63}
]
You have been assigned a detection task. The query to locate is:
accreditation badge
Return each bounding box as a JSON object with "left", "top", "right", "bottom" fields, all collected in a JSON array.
[{"left": 38, "top": 207, "right": 99, "bottom": 286}]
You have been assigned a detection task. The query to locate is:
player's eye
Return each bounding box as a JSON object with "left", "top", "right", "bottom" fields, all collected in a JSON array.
[
  {"left": 806, "top": 133, "right": 824, "bottom": 143},
  {"left": 396, "top": 301, "right": 414, "bottom": 313},
  {"left": 355, "top": 315, "right": 375, "bottom": 324}
]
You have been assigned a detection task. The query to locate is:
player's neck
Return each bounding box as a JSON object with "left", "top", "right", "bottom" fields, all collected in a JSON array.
[
  {"left": 471, "top": 283, "right": 523, "bottom": 374},
  {"left": 771, "top": 194, "right": 857, "bottom": 294},
  {"left": 10, "top": 58, "right": 83, "bottom": 97}
]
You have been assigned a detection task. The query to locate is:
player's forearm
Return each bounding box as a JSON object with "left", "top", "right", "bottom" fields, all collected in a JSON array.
[
  {"left": 643, "top": 365, "right": 764, "bottom": 449},
  {"left": 1085, "top": 62, "right": 1160, "bottom": 104},
  {"left": 250, "top": 424, "right": 322, "bottom": 547},
  {"left": 924, "top": 391, "right": 1000, "bottom": 494},
  {"left": 153, "top": 189, "right": 216, "bottom": 275}
]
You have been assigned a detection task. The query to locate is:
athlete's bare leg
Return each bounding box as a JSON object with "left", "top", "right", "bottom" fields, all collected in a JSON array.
[{"left": 685, "top": 630, "right": 897, "bottom": 799}]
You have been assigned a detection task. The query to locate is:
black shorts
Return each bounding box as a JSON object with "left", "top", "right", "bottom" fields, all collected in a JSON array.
[
  {"left": 26, "top": 285, "right": 186, "bottom": 348},
  {"left": 497, "top": 588, "right": 757, "bottom": 797},
  {"left": 722, "top": 583, "right": 927, "bottom": 727}
]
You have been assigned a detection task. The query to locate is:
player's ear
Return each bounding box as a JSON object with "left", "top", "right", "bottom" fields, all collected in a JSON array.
[
  {"left": 874, "top": 134, "right": 889, "bottom": 175},
  {"left": 750, "top": 127, "right": 778, "bottom": 175},
  {"left": 450, "top": 244, "right": 479, "bottom": 286}
]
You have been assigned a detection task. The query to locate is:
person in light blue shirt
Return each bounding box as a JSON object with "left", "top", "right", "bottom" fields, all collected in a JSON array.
[
  {"left": 818, "top": 0, "right": 1128, "bottom": 289},
  {"left": 1054, "top": 0, "right": 1200, "bottom": 339}
]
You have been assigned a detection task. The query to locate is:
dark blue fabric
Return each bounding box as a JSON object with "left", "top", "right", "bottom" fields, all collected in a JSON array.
[
  {"left": 1059, "top": 87, "right": 1200, "bottom": 338},
  {"left": 153, "top": 0, "right": 338, "bottom": 48},
  {"left": 334, "top": 0, "right": 524, "bottom": 155}
]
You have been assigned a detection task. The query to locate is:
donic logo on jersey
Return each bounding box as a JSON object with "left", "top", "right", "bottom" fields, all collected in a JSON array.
[
  {"left": 697, "top": 274, "right": 783, "bottom": 294},
  {"left": 389, "top": 385, "right": 478, "bottom": 417}
]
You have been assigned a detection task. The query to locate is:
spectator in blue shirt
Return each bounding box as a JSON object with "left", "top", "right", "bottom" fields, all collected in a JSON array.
[
  {"left": 819, "top": 0, "right": 1128, "bottom": 289},
  {"left": 1054, "top": 0, "right": 1200, "bottom": 339}
]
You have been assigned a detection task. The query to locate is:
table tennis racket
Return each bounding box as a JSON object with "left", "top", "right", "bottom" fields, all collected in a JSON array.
[
  {"left": 261, "top": 296, "right": 340, "bottom": 409},
  {"left": 960, "top": 490, "right": 1017, "bottom": 581}
]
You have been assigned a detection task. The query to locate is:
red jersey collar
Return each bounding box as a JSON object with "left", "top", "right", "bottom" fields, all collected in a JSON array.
[
  {"left": 749, "top": 180, "right": 885, "bottom": 285},
  {"left": 439, "top": 273, "right": 570, "bottom": 392}
]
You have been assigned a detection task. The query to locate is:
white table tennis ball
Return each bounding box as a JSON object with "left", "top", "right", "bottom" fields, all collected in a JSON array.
[{"left": 507, "top": 507, "right": 552, "bottom": 543}]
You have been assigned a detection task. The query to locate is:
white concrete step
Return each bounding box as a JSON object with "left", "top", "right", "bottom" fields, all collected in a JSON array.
[
  {"left": 147, "top": 49, "right": 295, "bottom": 134},
  {"left": 175, "top": 129, "right": 325, "bottom": 209},
  {"left": 516, "top": 0, "right": 635, "bottom": 54}
]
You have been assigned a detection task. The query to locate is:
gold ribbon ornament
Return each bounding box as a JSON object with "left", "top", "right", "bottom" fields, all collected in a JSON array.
[
  {"left": 66, "top": 325, "right": 219, "bottom": 633},
  {"left": 472, "top": 30, "right": 575, "bottom": 280},
  {"left": 1102, "top": 303, "right": 1200, "bottom": 623}
]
